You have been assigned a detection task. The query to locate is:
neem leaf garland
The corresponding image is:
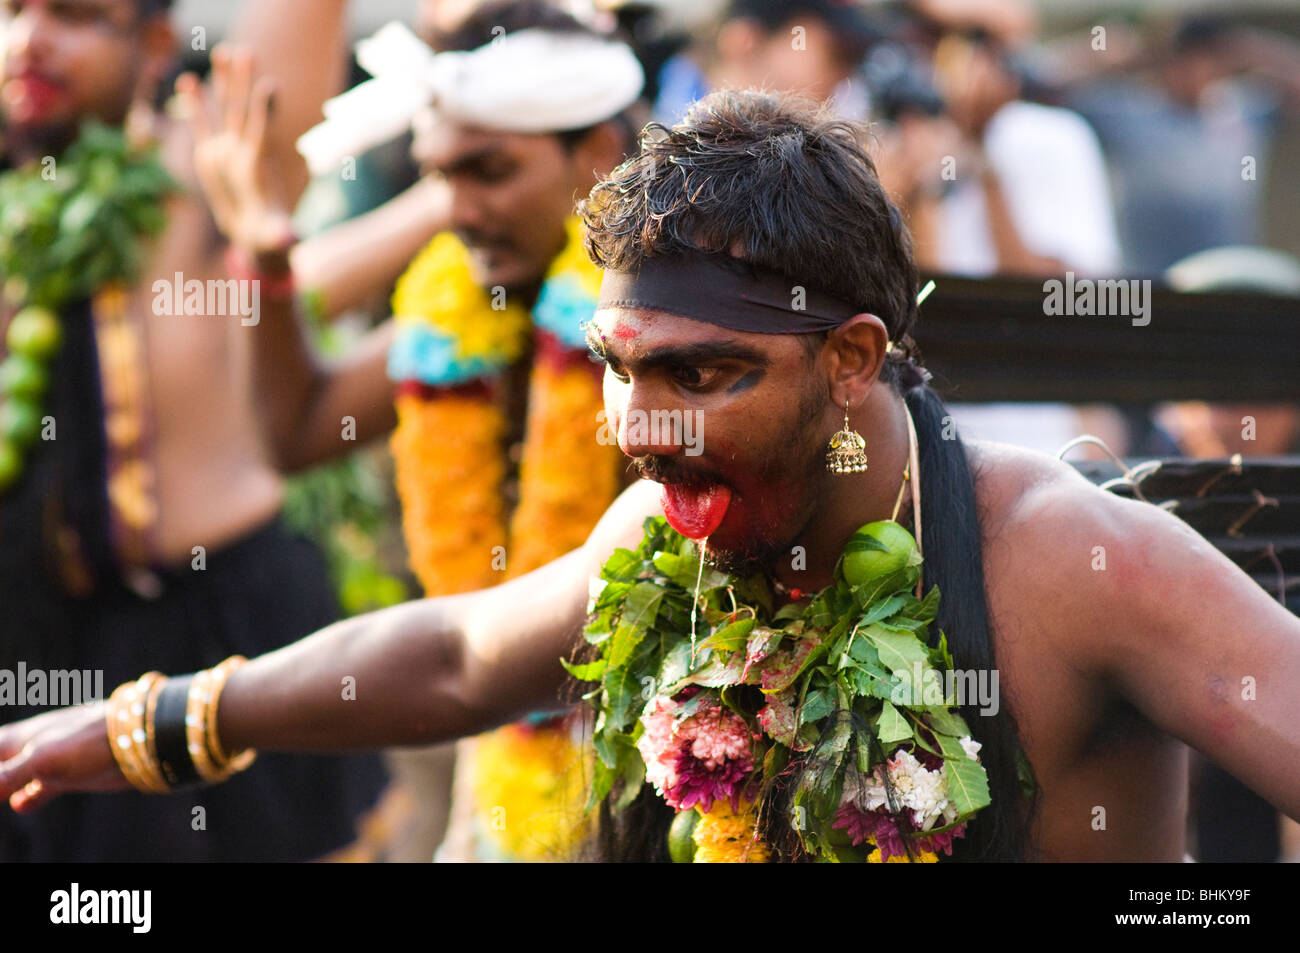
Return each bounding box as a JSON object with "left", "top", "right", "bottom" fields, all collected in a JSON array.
[{"left": 572, "top": 516, "right": 992, "bottom": 863}]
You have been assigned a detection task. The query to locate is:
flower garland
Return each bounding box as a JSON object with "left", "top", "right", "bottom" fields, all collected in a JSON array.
[
  {"left": 469, "top": 718, "right": 593, "bottom": 861},
  {"left": 388, "top": 216, "right": 618, "bottom": 590},
  {"left": 387, "top": 216, "right": 618, "bottom": 859},
  {"left": 0, "top": 121, "right": 172, "bottom": 494},
  {"left": 572, "top": 516, "right": 996, "bottom": 863}
]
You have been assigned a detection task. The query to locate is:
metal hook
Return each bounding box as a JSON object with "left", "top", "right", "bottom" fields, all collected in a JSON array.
[
  {"left": 1226, "top": 488, "right": 1279, "bottom": 539},
  {"left": 1056, "top": 434, "right": 1155, "bottom": 504}
]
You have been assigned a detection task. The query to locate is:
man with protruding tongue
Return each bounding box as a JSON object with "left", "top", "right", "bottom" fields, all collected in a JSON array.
[{"left": 584, "top": 207, "right": 915, "bottom": 587}]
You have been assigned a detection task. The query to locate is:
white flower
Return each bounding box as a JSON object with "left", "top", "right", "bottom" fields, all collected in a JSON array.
[
  {"left": 859, "top": 749, "right": 951, "bottom": 828},
  {"left": 586, "top": 576, "right": 608, "bottom": 614},
  {"left": 849, "top": 747, "right": 964, "bottom": 827},
  {"left": 959, "top": 735, "right": 982, "bottom": 762},
  {"left": 904, "top": 761, "right": 950, "bottom": 829}
]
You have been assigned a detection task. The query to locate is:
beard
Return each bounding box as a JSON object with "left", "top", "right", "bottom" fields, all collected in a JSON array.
[
  {"left": 634, "top": 374, "right": 830, "bottom": 579},
  {"left": 699, "top": 531, "right": 795, "bottom": 578},
  {"left": 1, "top": 114, "right": 80, "bottom": 165}
]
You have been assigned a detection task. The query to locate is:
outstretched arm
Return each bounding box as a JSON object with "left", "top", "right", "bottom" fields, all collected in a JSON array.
[
  {"left": 0, "top": 480, "right": 663, "bottom": 811},
  {"left": 1042, "top": 479, "right": 1300, "bottom": 821}
]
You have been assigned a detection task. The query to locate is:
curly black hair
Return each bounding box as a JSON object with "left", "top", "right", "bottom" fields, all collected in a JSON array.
[{"left": 580, "top": 89, "right": 919, "bottom": 354}]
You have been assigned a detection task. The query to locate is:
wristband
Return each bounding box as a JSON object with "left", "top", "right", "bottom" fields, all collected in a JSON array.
[
  {"left": 224, "top": 245, "right": 296, "bottom": 300},
  {"left": 153, "top": 675, "right": 202, "bottom": 787}
]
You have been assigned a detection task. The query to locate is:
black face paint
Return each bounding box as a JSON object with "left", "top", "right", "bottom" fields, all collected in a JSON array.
[{"left": 727, "top": 369, "right": 765, "bottom": 393}]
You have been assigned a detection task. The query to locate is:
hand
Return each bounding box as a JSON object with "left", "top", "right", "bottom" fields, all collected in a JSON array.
[
  {"left": 0, "top": 702, "right": 131, "bottom": 812},
  {"left": 177, "top": 46, "right": 296, "bottom": 264},
  {"left": 873, "top": 114, "right": 965, "bottom": 203}
]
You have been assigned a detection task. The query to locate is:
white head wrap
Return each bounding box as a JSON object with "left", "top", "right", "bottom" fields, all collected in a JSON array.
[{"left": 297, "top": 23, "right": 645, "bottom": 176}]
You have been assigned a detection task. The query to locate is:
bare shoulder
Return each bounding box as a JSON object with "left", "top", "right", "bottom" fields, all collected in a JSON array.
[
  {"left": 970, "top": 439, "right": 1204, "bottom": 604},
  {"left": 579, "top": 478, "right": 665, "bottom": 573},
  {"left": 965, "top": 443, "right": 1300, "bottom": 820},
  {"left": 966, "top": 438, "right": 1299, "bottom": 673}
]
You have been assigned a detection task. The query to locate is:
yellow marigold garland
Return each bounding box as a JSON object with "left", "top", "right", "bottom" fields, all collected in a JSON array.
[
  {"left": 390, "top": 230, "right": 532, "bottom": 367},
  {"left": 692, "top": 799, "right": 770, "bottom": 863},
  {"left": 867, "top": 836, "right": 940, "bottom": 863},
  {"left": 390, "top": 392, "right": 508, "bottom": 595},
  {"left": 470, "top": 721, "right": 595, "bottom": 861},
  {"left": 387, "top": 218, "right": 618, "bottom": 860},
  {"left": 507, "top": 358, "right": 620, "bottom": 574}
]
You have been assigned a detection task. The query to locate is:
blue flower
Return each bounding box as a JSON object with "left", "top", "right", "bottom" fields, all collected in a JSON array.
[{"left": 386, "top": 323, "right": 506, "bottom": 386}]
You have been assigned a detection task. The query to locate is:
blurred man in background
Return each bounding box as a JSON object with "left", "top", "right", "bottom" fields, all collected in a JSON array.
[
  {"left": 653, "top": 0, "right": 877, "bottom": 122},
  {"left": 1067, "top": 15, "right": 1300, "bottom": 277},
  {"left": 0, "top": 0, "right": 387, "bottom": 861}
]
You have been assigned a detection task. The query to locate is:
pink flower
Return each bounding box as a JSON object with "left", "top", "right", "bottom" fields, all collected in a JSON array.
[
  {"left": 913, "top": 823, "right": 967, "bottom": 856},
  {"left": 832, "top": 803, "right": 968, "bottom": 860},
  {"left": 667, "top": 752, "right": 753, "bottom": 812},
  {"left": 687, "top": 705, "right": 752, "bottom": 768},
  {"left": 636, "top": 695, "right": 755, "bottom": 813},
  {"left": 833, "top": 805, "right": 909, "bottom": 860}
]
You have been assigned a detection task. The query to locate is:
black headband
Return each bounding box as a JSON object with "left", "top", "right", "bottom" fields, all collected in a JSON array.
[{"left": 596, "top": 254, "right": 867, "bottom": 334}]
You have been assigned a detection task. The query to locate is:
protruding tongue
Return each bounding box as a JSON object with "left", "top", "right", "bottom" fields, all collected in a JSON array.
[{"left": 661, "top": 483, "right": 732, "bottom": 539}]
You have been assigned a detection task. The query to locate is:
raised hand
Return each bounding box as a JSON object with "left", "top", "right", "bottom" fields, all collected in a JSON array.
[{"left": 176, "top": 46, "right": 296, "bottom": 262}]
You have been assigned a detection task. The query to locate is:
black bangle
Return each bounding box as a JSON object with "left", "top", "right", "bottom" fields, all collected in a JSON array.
[{"left": 153, "top": 675, "right": 202, "bottom": 788}]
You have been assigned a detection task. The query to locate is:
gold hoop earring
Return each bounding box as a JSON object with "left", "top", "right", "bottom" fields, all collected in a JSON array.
[{"left": 826, "top": 401, "right": 869, "bottom": 474}]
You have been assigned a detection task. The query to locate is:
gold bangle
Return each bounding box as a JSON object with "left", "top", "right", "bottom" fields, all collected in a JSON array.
[
  {"left": 131, "top": 673, "right": 169, "bottom": 793},
  {"left": 139, "top": 674, "right": 170, "bottom": 793},
  {"left": 105, "top": 682, "right": 144, "bottom": 791},
  {"left": 185, "top": 670, "right": 222, "bottom": 783},
  {"left": 205, "top": 656, "right": 254, "bottom": 773},
  {"left": 105, "top": 674, "right": 168, "bottom": 793}
]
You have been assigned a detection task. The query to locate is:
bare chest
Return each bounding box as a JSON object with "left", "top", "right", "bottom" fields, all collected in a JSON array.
[{"left": 976, "top": 483, "right": 1190, "bottom": 860}]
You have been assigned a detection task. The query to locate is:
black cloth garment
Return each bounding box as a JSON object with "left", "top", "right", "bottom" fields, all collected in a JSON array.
[
  {"left": 0, "top": 298, "right": 387, "bottom": 861},
  {"left": 0, "top": 297, "right": 115, "bottom": 631},
  {"left": 1194, "top": 758, "right": 1280, "bottom": 862}
]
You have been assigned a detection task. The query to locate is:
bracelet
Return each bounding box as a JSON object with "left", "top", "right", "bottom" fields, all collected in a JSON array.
[
  {"left": 185, "top": 669, "right": 224, "bottom": 782},
  {"left": 142, "top": 673, "right": 169, "bottom": 789},
  {"left": 182, "top": 658, "right": 256, "bottom": 783},
  {"left": 153, "top": 675, "right": 201, "bottom": 787},
  {"left": 104, "top": 656, "right": 259, "bottom": 793},
  {"left": 204, "top": 656, "right": 255, "bottom": 773},
  {"left": 224, "top": 245, "right": 296, "bottom": 300},
  {"left": 129, "top": 674, "right": 170, "bottom": 793},
  {"left": 104, "top": 673, "right": 169, "bottom": 794}
]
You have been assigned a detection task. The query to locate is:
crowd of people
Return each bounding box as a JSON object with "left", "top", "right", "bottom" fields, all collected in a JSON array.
[{"left": 0, "top": 0, "right": 1297, "bottom": 864}]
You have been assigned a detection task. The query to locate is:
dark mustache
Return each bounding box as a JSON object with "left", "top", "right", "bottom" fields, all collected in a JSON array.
[
  {"left": 456, "top": 230, "right": 510, "bottom": 250},
  {"left": 633, "top": 455, "right": 727, "bottom": 489}
]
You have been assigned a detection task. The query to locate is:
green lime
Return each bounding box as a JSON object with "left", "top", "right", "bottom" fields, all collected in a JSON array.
[
  {"left": 6, "top": 305, "right": 62, "bottom": 358},
  {"left": 841, "top": 520, "right": 919, "bottom": 587},
  {"left": 0, "top": 438, "right": 20, "bottom": 492},
  {"left": 0, "top": 398, "right": 42, "bottom": 447},
  {"left": 0, "top": 353, "right": 49, "bottom": 399},
  {"left": 668, "top": 809, "right": 700, "bottom": 863}
]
